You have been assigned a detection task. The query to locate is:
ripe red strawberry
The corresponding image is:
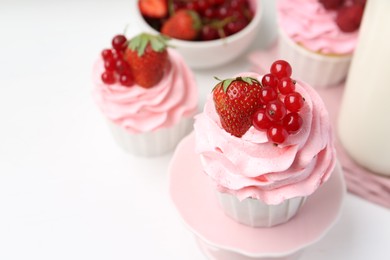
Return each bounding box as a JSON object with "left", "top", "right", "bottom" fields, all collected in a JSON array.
[
  {"left": 213, "top": 77, "right": 263, "bottom": 137},
  {"left": 124, "top": 33, "right": 170, "bottom": 88},
  {"left": 336, "top": 4, "right": 365, "bottom": 32},
  {"left": 161, "top": 10, "right": 202, "bottom": 41},
  {"left": 139, "top": 0, "right": 168, "bottom": 18}
]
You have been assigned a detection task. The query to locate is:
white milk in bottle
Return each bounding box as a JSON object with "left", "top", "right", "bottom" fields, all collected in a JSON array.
[{"left": 338, "top": 0, "right": 390, "bottom": 176}]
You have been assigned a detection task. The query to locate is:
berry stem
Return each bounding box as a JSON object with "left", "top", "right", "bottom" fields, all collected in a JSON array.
[
  {"left": 122, "top": 24, "right": 131, "bottom": 42},
  {"left": 168, "top": 0, "right": 175, "bottom": 17}
]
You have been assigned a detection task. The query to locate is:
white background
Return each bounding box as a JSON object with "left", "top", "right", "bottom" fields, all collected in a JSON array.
[{"left": 0, "top": 0, "right": 389, "bottom": 259}]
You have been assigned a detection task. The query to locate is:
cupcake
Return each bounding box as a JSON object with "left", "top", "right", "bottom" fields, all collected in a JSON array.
[
  {"left": 93, "top": 33, "right": 198, "bottom": 156},
  {"left": 277, "top": 0, "right": 365, "bottom": 88},
  {"left": 194, "top": 60, "right": 336, "bottom": 227}
]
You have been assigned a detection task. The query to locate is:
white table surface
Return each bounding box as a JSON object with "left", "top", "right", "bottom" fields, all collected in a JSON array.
[{"left": 0, "top": 0, "right": 389, "bottom": 259}]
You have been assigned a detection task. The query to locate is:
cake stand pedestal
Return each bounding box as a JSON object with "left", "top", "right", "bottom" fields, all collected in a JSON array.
[{"left": 169, "top": 133, "right": 345, "bottom": 260}]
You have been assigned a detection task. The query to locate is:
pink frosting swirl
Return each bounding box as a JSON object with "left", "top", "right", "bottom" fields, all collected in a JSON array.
[
  {"left": 277, "top": 0, "right": 359, "bottom": 55},
  {"left": 93, "top": 50, "right": 198, "bottom": 134},
  {"left": 194, "top": 73, "right": 336, "bottom": 205}
]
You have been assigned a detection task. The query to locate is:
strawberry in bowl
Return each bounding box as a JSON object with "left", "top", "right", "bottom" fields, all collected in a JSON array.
[{"left": 139, "top": 0, "right": 254, "bottom": 41}]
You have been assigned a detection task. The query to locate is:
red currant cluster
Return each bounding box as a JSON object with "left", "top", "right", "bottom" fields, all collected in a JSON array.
[
  {"left": 148, "top": 0, "right": 253, "bottom": 41},
  {"left": 252, "top": 60, "right": 305, "bottom": 145},
  {"left": 100, "top": 34, "right": 134, "bottom": 87}
]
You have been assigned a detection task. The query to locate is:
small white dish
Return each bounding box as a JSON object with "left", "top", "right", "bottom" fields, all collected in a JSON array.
[{"left": 132, "top": 0, "right": 262, "bottom": 69}]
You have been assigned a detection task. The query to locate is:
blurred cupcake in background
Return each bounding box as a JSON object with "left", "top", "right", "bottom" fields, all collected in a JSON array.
[
  {"left": 93, "top": 32, "right": 198, "bottom": 156},
  {"left": 277, "top": 0, "right": 366, "bottom": 88}
]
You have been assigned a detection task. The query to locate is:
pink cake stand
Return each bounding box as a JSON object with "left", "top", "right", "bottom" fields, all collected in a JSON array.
[{"left": 169, "top": 132, "right": 346, "bottom": 260}]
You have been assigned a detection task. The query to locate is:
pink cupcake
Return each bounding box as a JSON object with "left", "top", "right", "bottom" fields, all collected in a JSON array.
[
  {"left": 93, "top": 33, "right": 198, "bottom": 156},
  {"left": 194, "top": 60, "right": 337, "bottom": 227},
  {"left": 277, "top": 0, "right": 365, "bottom": 88}
]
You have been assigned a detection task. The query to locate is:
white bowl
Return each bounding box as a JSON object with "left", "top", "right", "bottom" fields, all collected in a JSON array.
[{"left": 133, "top": 0, "right": 262, "bottom": 69}]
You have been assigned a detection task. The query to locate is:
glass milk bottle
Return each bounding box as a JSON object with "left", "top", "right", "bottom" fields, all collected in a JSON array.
[{"left": 338, "top": 0, "right": 390, "bottom": 176}]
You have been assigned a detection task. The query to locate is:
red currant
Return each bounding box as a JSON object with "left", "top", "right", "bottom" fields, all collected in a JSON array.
[
  {"left": 230, "top": 0, "right": 244, "bottom": 9},
  {"left": 119, "top": 73, "right": 134, "bottom": 87},
  {"left": 252, "top": 109, "right": 272, "bottom": 130},
  {"left": 209, "top": 0, "right": 224, "bottom": 5},
  {"left": 197, "top": 0, "right": 211, "bottom": 12},
  {"left": 261, "top": 73, "right": 279, "bottom": 89},
  {"left": 335, "top": 4, "right": 364, "bottom": 33},
  {"left": 283, "top": 112, "right": 303, "bottom": 134},
  {"left": 225, "top": 19, "right": 248, "bottom": 35},
  {"left": 101, "top": 49, "right": 113, "bottom": 60},
  {"left": 104, "top": 59, "right": 116, "bottom": 72},
  {"left": 112, "top": 34, "right": 127, "bottom": 52},
  {"left": 112, "top": 49, "right": 123, "bottom": 60},
  {"left": 278, "top": 78, "right": 296, "bottom": 95},
  {"left": 101, "top": 71, "right": 116, "bottom": 84},
  {"left": 259, "top": 86, "right": 277, "bottom": 104},
  {"left": 201, "top": 25, "right": 219, "bottom": 41},
  {"left": 115, "top": 59, "right": 130, "bottom": 74},
  {"left": 270, "top": 60, "right": 292, "bottom": 79},
  {"left": 267, "top": 125, "right": 289, "bottom": 144},
  {"left": 173, "top": 2, "right": 185, "bottom": 12},
  {"left": 284, "top": 92, "right": 304, "bottom": 112},
  {"left": 228, "top": 7, "right": 244, "bottom": 19},
  {"left": 203, "top": 7, "right": 217, "bottom": 19},
  {"left": 217, "top": 5, "right": 229, "bottom": 18},
  {"left": 186, "top": 2, "right": 200, "bottom": 11},
  {"left": 265, "top": 100, "right": 287, "bottom": 122}
]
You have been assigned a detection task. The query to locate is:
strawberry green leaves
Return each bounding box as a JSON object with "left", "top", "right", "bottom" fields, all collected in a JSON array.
[
  {"left": 128, "top": 33, "right": 170, "bottom": 57},
  {"left": 214, "top": 76, "right": 260, "bottom": 92}
]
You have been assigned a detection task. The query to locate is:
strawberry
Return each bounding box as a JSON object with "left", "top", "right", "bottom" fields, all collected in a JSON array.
[
  {"left": 336, "top": 4, "right": 365, "bottom": 32},
  {"left": 213, "top": 77, "right": 263, "bottom": 137},
  {"left": 124, "top": 33, "right": 170, "bottom": 88},
  {"left": 161, "top": 10, "right": 202, "bottom": 41},
  {"left": 138, "top": 0, "right": 168, "bottom": 18}
]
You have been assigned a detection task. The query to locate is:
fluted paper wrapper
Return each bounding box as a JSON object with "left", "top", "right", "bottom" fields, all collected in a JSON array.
[
  {"left": 217, "top": 192, "right": 307, "bottom": 228},
  {"left": 107, "top": 117, "right": 193, "bottom": 157},
  {"left": 278, "top": 29, "right": 351, "bottom": 88}
]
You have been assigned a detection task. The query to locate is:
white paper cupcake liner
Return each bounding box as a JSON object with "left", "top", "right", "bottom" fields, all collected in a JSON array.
[
  {"left": 278, "top": 29, "right": 351, "bottom": 88},
  {"left": 216, "top": 191, "right": 306, "bottom": 228},
  {"left": 107, "top": 117, "right": 193, "bottom": 157}
]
